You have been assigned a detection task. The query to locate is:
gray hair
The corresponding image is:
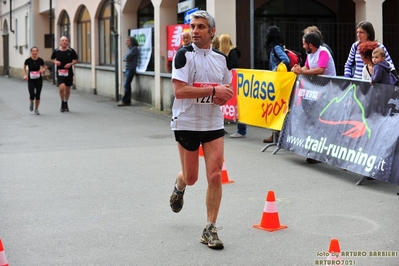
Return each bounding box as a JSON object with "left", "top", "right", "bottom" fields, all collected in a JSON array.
[{"left": 190, "top": 10, "right": 216, "bottom": 29}]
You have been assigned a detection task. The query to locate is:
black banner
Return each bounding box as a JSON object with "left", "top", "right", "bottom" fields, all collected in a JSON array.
[{"left": 279, "top": 74, "right": 399, "bottom": 185}]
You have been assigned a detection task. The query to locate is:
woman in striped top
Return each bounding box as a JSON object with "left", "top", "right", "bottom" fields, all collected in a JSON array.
[{"left": 344, "top": 21, "right": 395, "bottom": 79}]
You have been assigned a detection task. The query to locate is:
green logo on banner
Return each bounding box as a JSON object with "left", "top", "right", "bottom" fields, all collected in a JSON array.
[{"left": 133, "top": 33, "right": 146, "bottom": 46}]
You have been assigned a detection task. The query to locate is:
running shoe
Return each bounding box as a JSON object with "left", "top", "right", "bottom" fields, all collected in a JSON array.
[
  {"left": 200, "top": 224, "right": 224, "bottom": 249},
  {"left": 170, "top": 180, "right": 185, "bottom": 213}
]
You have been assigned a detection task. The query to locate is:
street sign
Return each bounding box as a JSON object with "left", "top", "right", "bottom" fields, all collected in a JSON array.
[
  {"left": 184, "top": 7, "right": 198, "bottom": 24},
  {"left": 177, "top": 0, "right": 194, "bottom": 14}
]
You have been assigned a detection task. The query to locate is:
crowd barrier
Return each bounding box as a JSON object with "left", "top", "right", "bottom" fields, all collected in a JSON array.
[{"left": 226, "top": 69, "right": 399, "bottom": 185}]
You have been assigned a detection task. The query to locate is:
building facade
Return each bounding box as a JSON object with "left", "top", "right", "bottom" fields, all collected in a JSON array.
[{"left": 0, "top": 0, "right": 398, "bottom": 111}]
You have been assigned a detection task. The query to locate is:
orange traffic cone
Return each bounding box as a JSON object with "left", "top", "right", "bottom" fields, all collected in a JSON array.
[
  {"left": 198, "top": 145, "right": 204, "bottom": 157},
  {"left": 221, "top": 158, "right": 234, "bottom": 184},
  {"left": 0, "top": 239, "right": 8, "bottom": 266},
  {"left": 253, "top": 190, "right": 287, "bottom": 232},
  {"left": 327, "top": 238, "right": 342, "bottom": 261}
]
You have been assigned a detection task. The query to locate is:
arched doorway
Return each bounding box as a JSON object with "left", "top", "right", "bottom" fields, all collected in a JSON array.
[
  {"left": 254, "top": 0, "right": 335, "bottom": 70},
  {"left": 2, "top": 20, "right": 9, "bottom": 76}
]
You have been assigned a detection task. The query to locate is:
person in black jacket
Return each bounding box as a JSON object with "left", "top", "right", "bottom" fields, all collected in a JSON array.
[
  {"left": 218, "top": 34, "right": 244, "bottom": 138},
  {"left": 118, "top": 36, "right": 139, "bottom": 106}
]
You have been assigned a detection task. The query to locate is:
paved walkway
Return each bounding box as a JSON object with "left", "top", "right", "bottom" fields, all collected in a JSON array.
[{"left": 0, "top": 76, "right": 398, "bottom": 265}]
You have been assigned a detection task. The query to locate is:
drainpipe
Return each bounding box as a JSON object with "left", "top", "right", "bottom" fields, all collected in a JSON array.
[
  {"left": 49, "top": 0, "right": 55, "bottom": 84},
  {"left": 30, "top": 0, "right": 34, "bottom": 47},
  {"left": 110, "top": 0, "right": 119, "bottom": 101},
  {"left": 7, "top": 0, "right": 14, "bottom": 76},
  {"left": 10, "top": 0, "right": 14, "bottom": 33}
]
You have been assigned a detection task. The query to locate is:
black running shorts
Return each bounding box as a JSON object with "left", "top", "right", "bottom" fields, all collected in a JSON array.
[{"left": 174, "top": 129, "right": 225, "bottom": 151}]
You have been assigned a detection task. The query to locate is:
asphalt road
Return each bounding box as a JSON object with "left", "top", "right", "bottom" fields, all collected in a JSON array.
[{"left": 1, "top": 76, "right": 398, "bottom": 266}]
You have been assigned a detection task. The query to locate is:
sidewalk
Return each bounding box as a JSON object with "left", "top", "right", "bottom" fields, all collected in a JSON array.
[{"left": 0, "top": 76, "right": 398, "bottom": 266}]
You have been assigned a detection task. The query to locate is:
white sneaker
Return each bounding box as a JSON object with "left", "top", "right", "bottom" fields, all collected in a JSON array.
[
  {"left": 230, "top": 132, "right": 245, "bottom": 138},
  {"left": 35, "top": 110, "right": 40, "bottom": 115}
]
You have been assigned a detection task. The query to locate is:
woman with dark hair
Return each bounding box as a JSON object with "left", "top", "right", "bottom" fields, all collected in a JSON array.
[
  {"left": 265, "top": 26, "right": 290, "bottom": 71},
  {"left": 263, "top": 26, "right": 290, "bottom": 143},
  {"left": 344, "top": 21, "right": 395, "bottom": 79}
]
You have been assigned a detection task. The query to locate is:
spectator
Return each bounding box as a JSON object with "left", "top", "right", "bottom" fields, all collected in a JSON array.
[
  {"left": 303, "top": 25, "right": 334, "bottom": 59},
  {"left": 118, "top": 36, "right": 139, "bottom": 106},
  {"left": 344, "top": 21, "right": 395, "bottom": 79},
  {"left": 358, "top": 41, "right": 379, "bottom": 81},
  {"left": 292, "top": 32, "right": 336, "bottom": 163},
  {"left": 212, "top": 35, "right": 220, "bottom": 50},
  {"left": 263, "top": 26, "right": 290, "bottom": 143},
  {"left": 180, "top": 31, "right": 192, "bottom": 48},
  {"left": 219, "top": 34, "right": 241, "bottom": 70},
  {"left": 371, "top": 47, "right": 398, "bottom": 85},
  {"left": 217, "top": 34, "right": 245, "bottom": 138},
  {"left": 292, "top": 32, "right": 336, "bottom": 76}
]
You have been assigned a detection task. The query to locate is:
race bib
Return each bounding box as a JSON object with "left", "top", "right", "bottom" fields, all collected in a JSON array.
[
  {"left": 191, "top": 82, "right": 218, "bottom": 104},
  {"left": 58, "top": 69, "right": 69, "bottom": 77},
  {"left": 30, "top": 71, "right": 40, "bottom": 79}
]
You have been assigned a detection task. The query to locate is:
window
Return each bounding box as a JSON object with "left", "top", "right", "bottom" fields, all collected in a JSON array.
[
  {"left": 99, "top": 0, "right": 117, "bottom": 65},
  {"left": 138, "top": 1, "right": 154, "bottom": 28},
  {"left": 77, "top": 6, "right": 91, "bottom": 63},
  {"left": 60, "top": 11, "right": 70, "bottom": 41}
]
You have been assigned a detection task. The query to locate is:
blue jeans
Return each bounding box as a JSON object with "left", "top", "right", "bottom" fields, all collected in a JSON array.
[
  {"left": 122, "top": 68, "right": 136, "bottom": 103},
  {"left": 237, "top": 123, "right": 247, "bottom": 136}
]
